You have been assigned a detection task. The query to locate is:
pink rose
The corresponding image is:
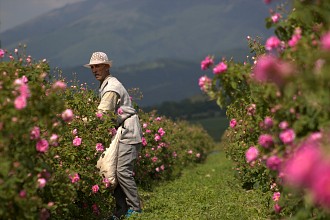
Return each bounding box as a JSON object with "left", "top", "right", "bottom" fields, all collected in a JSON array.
[
  {"left": 201, "top": 56, "right": 214, "bottom": 70},
  {"left": 95, "top": 143, "right": 104, "bottom": 152},
  {"left": 198, "top": 75, "right": 212, "bottom": 92},
  {"left": 36, "top": 139, "right": 49, "bottom": 153},
  {"left": 30, "top": 126, "right": 41, "bottom": 140},
  {"left": 213, "top": 62, "right": 227, "bottom": 74},
  {"left": 14, "top": 96, "right": 27, "bottom": 110},
  {"left": 73, "top": 136, "right": 82, "bottom": 146},
  {"left": 0, "top": 49, "right": 5, "bottom": 58},
  {"left": 52, "top": 81, "right": 67, "bottom": 90},
  {"left": 258, "top": 134, "right": 274, "bottom": 148},
  {"left": 38, "top": 178, "right": 47, "bottom": 188},
  {"left": 62, "top": 109, "right": 74, "bottom": 122},
  {"left": 92, "top": 185, "right": 99, "bottom": 193},
  {"left": 246, "top": 146, "right": 259, "bottom": 163},
  {"left": 69, "top": 173, "right": 80, "bottom": 183},
  {"left": 279, "top": 129, "right": 295, "bottom": 145},
  {"left": 321, "top": 31, "right": 330, "bottom": 51},
  {"left": 265, "top": 36, "right": 281, "bottom": 51},
  {"left": 229, "top": 119, "right": 237, "bottom": 128}
]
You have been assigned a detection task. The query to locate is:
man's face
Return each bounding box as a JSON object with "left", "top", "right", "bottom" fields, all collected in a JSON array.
[{"left": 90, "top": 64, "right": 109, "bottom": 82}]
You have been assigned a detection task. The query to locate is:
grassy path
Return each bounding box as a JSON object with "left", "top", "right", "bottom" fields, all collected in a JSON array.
[{"left": 131, "top": 150, "right": 270, "bottom": 220}]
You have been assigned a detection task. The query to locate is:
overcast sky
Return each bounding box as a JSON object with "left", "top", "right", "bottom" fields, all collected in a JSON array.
[{"left": 0, "top": 0, "right": 85, "bottom": 32}]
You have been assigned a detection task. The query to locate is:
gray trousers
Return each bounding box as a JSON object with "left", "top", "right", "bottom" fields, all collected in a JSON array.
[{"left": 114, "top": 142, "right": 141, "bottom": 217}]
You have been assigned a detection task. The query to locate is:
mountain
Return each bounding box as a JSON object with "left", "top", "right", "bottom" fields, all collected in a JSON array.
[
  {"left": 61, "top": 58, "right": 212, "bottom": 107},
  {"left": 1, "top": 0, "right": 272, "bottom": 68},
  {"left": 1, "top": 0, "right": 273, "bottom": 106}
]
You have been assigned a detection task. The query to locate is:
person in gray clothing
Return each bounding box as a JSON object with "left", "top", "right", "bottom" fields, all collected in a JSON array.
[{"left": 84, "top": 52, "right": 143, "bottom": 219}]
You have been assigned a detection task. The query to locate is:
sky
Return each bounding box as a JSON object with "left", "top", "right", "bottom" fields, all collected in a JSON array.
[{"left": 0, "top": 0, "right": 85, "bottom": 32}]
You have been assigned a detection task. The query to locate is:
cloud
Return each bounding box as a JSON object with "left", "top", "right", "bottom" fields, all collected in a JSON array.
[
  {"left": 28, "top": 0, "right": 85, "bottom": 8},
  {"left": 0, "top": 0, "right": 85, "bottom": 32}
]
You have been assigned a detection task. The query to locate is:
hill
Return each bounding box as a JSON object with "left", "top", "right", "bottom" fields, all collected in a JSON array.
[{"left": 1, "top": 0, "right": 272, "bottom": 68}]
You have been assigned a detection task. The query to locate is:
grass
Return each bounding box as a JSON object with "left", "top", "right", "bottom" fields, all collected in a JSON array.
[{"left": 131, "top": 147, "right": 270, "bottom": 220}]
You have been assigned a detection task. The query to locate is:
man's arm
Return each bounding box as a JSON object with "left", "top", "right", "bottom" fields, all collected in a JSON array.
[{"left": 97, "top": 91, "right": 120, "bottom": 113}]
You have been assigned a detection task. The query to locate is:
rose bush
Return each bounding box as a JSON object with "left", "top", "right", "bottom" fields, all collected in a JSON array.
[
  {"left": 0, "top": 47, "right": 215, "bottom": 219},
  {"left": 200, "top": 0, "right": 330, "bottom": 218}
]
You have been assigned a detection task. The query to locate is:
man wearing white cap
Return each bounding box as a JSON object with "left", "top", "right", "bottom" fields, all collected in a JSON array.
[{"left": 84, "top": 52, "right": 143, "bottom": 219}]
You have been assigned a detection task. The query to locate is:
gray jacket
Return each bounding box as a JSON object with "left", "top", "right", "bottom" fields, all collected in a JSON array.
[{"left": 99, "top": 76, "right": 142, "bottom": 144}]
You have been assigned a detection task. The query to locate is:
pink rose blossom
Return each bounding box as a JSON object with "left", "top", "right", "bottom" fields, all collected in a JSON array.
[
  {"left": 229, "top": 119, "right": 237, "bottom": 128},
  {"left": 30, "top": 126, "right": 41, "bottom": 140},
  {"left": 246, "top": 146, "right": 259, "bottom": 163},
  {"left": 146, "top": 129, "right": 151, "bottom": 133},
  {"left": 143, "top": 123, "right": 148, "bottom": 128},
  {"left": 158, "top": 128, "right": 165, "bottom": 136},
  {"left": 62, "top": 109, "right": 74, "bottom": 122},
  {"left": 19, "top": 190, "right": 27, "bottom": 198},
  {"left": 117, "top": 108, "right": 123, "bottom": 115},
  {"left": 103, "top": 178, "right": 110, "bottom": 188},
  {"left": 19, "top": 84, "right": 30, "bottom": 98},
  {"left": 69, "top": 173, "right": 80, "bottom": 183},
  {"left": 273, "top": 192, "right": 281, "bottom": 202},
  {"left": 213, "top": 62, "right": 227, "bottom": 75},
  {"left": 278, "top": 121, "right": 289, "bottom": 130},
  {"left": 263, "top": 116, "right": 273, "bottom": 129},
  {"left": 0, "top": 49, "right": 4, "bottom": 58},
  {"left": 155, "top": 167, "right": 160, "bottom": 172},
  {"left": 310, "top": 164, "right": 330, "bottom": 209},
  {"left": 142, "top": 137, "right": 147, "bottom": 146},
  {"left": 72, "top": 128, "right": 78, "bottom": 136},
  {"left": 274, "top": 203, "right": 281, "bottom": 213},
  {"left": 321, "top": 32, "right": 330, "bottom": 50},
  {"left": 152, "top": 156, "right": 158, "bottom": 162},
  {"left": 95, "top": 143, "right": 104, "bottom": 152},
  {"left": 266, "top": 155, "right": 282, "bottom": 170},
  {"left": 73, "top": 136, "right": 82, "bottom": 146},
  {"left": 154, "top": 134, "right": 161, "bottom": 142},
  {"left": 172, "top": 152, "right": 177, "bottom": 157},
  {"left": 49, "top": 134, "right": 59, "bottom": 146},
  {"left": 265, "top": 36, "right": 281, "bottom": 51},
  {"left": 258, "top": 134, "right": 274, "bottom": 148},
  {"left": 198, "top": 75, "right": 212, "bottom": 92},
  {"left": 271, "top": 13, "right": 281, "bottom": 23},
  {"left": 282, "top": 144, "right": 321, "bottom": 187},
  {"left": 288, "top": 28, "right": 302, "bottom": 48},
  {"left": 92, "top": 185, "right": 99, "bottom": 193},
  {"left": 14, "top": 96, "right": 27, "bottom": 110},
  {"left": 92, "top": 203, "right": 100, "bottom": 215},
  {"left": 252, "top": 55, "right": 294, "bottom": 87},
  {"left": 201, "top": 56, "right": 214, "bottom": 70},
  {"left": 246, "top": 104, "right": 256, "bottom": 116},
  {"left": 52, "top": 81, "right": 67, "bottom": 90},
  {"left": 279, "top": 129, "right": 295, "bottom": 144},
  {"left": 95, "top": 112, "right": 103, "bottom": 119},
  {"left": 36, "top": 139, "right": 49, "bottom": 152},
  {"left": 109, "top": 128, "right": 117, "bottom": 136},
  {"left": 188, "top": 150, "right": 193, "bottom": 154},
  {"left": 155, "top": 117, "right": 162, "bottom": 121},
  {"left": 196, "top": 153, "right": 201, "bottom": 158},
  {"left": 38, "top": 178, "right": 47, "bottom": 188}
]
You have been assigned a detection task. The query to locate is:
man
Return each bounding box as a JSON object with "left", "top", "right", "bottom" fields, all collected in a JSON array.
[{"left": 84, "top": 52, "right": 143, "bottom": 219}]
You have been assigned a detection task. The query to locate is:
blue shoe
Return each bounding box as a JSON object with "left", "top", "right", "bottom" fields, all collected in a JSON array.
[{"left": 125, "top": 209, "right": 142, "bottom": 218}]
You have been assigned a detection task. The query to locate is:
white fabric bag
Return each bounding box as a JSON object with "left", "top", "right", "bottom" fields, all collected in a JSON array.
[{"left": 96, "top": 126, "right": 122, "bottom": 188}]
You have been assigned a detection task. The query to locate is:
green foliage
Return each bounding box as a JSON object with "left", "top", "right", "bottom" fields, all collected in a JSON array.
[
  {"left": 200, "top": 0, "right": 330, "bottom": 218},
  {"left": 136, "top": 111, "right": 215, "bottom": 190}
]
